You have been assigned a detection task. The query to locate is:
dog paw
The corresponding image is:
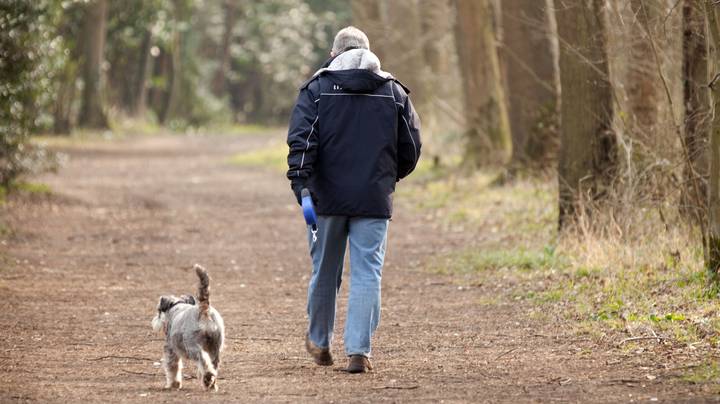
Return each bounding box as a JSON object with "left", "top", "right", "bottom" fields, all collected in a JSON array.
[
  {"left": 202, "top": 372, "right": 216, "bottom": 391},
  {"left": 164, "top": 381, "right": 181, "bottom": 390}
]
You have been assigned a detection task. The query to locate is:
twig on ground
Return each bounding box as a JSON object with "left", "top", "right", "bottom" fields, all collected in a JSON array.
[
  {"left": 494, "top": 348, "right": 519, "bottom": 361},
  {"left": 531, "top": 333, "right": 557, "bottom": 339},
  {"left": 228, "top": 337, "right": 282, "bottom": 342},
  {"left": 649, "top": 328, "right": 661, "bottom": 343},
  {"left": 618, "top": 336, "right": 669, "bottom": 345},
  {"left": 548, "top": 377, "right": 572, "bottom": 386},
  {"left": 88, "top": 355, "right": 156, "bottom": 362},
  {"left": 120, "top": 369, "right": 157, "bottom": 377},
  {"left": 606, "top": 378, "right": 641, "bottom": 385},
  {"left": 279, "top": 356, "right": 307, "bottom": 361},
  {"left": 372, "top": 385, "right": 420, "bottom": 390}
]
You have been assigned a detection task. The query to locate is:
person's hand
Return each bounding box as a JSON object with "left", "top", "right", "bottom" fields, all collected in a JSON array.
[{"left": 291, "top": 181, "right": 305, "bottom": 205}]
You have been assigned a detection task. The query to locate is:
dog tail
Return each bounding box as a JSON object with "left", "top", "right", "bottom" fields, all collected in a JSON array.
[{"left": 195, "top": 264, "right": 210, "bottom": 317}]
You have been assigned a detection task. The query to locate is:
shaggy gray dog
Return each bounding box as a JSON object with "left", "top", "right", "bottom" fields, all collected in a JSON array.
[{"left": 152, "top": 264, "right": 225, "bottom": 391}]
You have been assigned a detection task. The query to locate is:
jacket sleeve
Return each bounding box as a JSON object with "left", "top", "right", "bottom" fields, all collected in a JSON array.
[
  {"left": 286, "top": 84, "right": 319, "bottom": 189},
  {"left": 397, "top": 93, "right": 422, "bottom": 180}
]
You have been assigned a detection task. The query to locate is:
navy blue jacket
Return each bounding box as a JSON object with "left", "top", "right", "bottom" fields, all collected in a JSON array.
[{"left": 286, "top": 67, "right": 421, "bottom": 218}]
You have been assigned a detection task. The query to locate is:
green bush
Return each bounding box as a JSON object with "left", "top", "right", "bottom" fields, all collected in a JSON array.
[{"left": 0, "top": 0, "right": 60, "bottom": 185}]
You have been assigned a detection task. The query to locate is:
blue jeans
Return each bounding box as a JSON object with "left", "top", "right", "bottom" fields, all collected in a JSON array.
[{"left": 306, "top": 215, "right": 389, "bottom": 357}]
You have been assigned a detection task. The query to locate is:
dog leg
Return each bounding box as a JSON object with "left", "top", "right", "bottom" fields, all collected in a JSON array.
[
  {"left": 163, "top": 347, "right": 182, "bottom": 389},
  {"left": 195, "top": 350, "right": 217, "bottom": 391}
]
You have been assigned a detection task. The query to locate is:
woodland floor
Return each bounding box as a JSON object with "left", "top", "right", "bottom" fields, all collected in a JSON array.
[{"left": 1, "top": 133, "right": 719, "bottom": 403}]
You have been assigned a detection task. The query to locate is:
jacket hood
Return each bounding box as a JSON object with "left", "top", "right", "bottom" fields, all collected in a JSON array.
[{"left": 312, "top": 49, "right": 393, "bottom": 93}]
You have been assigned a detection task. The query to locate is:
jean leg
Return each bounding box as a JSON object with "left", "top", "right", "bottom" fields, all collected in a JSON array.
[
  {"left": 344, "top": 217, "right": 389, "bottom": 356},
  {"left": 307, "top": 215, "right": 348, "bottom": 349}
]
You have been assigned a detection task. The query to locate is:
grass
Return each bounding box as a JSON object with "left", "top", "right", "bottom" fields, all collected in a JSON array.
[
  {"left": 0, "top": 181, "right": 50, "bottom": 241},
  {"left": 683, "top": 361, "right": 720, "bottom": 387},
  {"left": 0, "top": 182, "right": 52, "bottom": 202},
  {"left": 13, "top": 181, "right": 52, "bottom": 195},
  {"left": 198, "top": 123, "right": 284, "bottom": 136},
  {"left": 434, "top": 245, "right": 567, "bottom": 274},
  {"left": 399, "top": 167, "right": 720, "bottom": 360},
  {"left": 32, "top": 120, "right": 282, "bottom": 149},
  {"left": 228, "top": 141, "right": 288, "bottom": 171},
  {"left": 397, "top": 169, "right": 556, "bottom": 244}
]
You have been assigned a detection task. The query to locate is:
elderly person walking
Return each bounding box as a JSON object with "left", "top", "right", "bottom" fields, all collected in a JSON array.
[{"left": 286, "top": 26, "right": 422, "bottom": 373}]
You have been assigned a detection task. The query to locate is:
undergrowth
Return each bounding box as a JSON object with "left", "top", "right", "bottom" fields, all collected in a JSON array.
[{"left": 401, "top": 168, "right": 719, "bottom": 353}]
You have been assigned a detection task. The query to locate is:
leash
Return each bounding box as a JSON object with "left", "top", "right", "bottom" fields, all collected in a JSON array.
[{"left": 301, "top": 188, "right": 318, "bottom": 242}]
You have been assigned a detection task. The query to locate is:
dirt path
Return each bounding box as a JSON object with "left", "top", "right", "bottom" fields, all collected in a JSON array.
[{"left": 0, "top": 133, "right": 716, "bottom": 403}]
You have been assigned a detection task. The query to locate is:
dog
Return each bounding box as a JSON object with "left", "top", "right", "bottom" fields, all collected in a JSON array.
[{"left": 152, "top": 264, "right": 225, "bottom": 391}]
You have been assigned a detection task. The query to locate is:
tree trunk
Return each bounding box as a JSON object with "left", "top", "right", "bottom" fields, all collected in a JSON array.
[
  {"left": 211, "top": 0, "right": 238, "bottom": 97},
  {"left": 706, "top": 0, "right": 720, "bottom": 276},
  {"left": 556, "top": 0, "right": 616, "bottom": 229},
  {"left": 383, "top": 1, "right": 425, "bottom": 102},
  {"left": 502, "top": 0, "right": 560, "bottom": 169},
  {"left": 352, "top": 1, "right": 429, "bottom": 122},
  {"left": 78, "top": 0, "right": 109, "bottom": 129},
  {"left": 159, "top": 42, "right": 180, "bottom": 125},
  {"left": 351, "top": 1, "right": 386, "bottom": 59},
  {"left": 129, "top": 29, "right": 153, "bottom": 117},
  {"left": 683, "top": 0, "right": 711, "bottom": 222},
  {"left": 627, "top": 0, "right": 661, "bottom": 137},
  {"left": 53, "top": 61, "right": 79, "bottom": 134},
  {"left": 454, "top": 0, "right": 512, "bottom": 167},
  {"left": 159, "top": 3, "right": 184, "bottom": 126},
  {"left": 417, "top": 0, "right": 463, "bottom": 158}
]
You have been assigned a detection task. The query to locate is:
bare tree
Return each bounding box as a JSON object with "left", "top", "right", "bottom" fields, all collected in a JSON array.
[
  {"left": 352, "top": 1, "right": 430, "bottom": 120},
  {"left": 128, "top": 29, "right": 153, "bottom": 117},
  {"left": 211, "top": 0, "right": 238, "bottom": 98},
  {"left": 706, "top": 0, "right": 720, "bottom": 275},
  {"left": 556, "top": 0, "right": 616, "bottom": 229},
  {"left": 502, "top": 0, "right": 560, "bottom": 169},
  {"left": 454, "top": 0, "right": 511, "bottom": 166},
  {"left": 626, "top": 0, "right": 662, "bottom": 137},
  {"left": 53, "top": 58, "right": 79, "bottom": 134},
  {"left": 78, "top": 0, "right": 109, "bottom": 129},
  {"left": 683, "top": 0, "right": 711, "bottom": 221},
  {"left": 418, "top": 0, "right": 461, "bottom": 141},
  {"left": 350, "top": 0, "right": 385, "bottom": 57}
]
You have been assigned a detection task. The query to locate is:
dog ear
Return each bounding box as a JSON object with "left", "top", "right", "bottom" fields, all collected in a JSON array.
[
  {"left": 157, "top": 295, "right": 178, "bottom": 312},
  {"left": 179, "top": 295, "right": 196, "bottom": 305}
]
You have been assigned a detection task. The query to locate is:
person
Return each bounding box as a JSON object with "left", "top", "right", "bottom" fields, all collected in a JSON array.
[{"left": 286, "top": 26, "right": 421, "bottom": 373}]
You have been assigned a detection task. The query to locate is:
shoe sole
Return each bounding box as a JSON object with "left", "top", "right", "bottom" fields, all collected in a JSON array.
[
  {"left": 305, "top": 335, "right": 333, "bottom": 366},
  {"left": 346, "top": 357, "right": 372, "bottom": 373}
]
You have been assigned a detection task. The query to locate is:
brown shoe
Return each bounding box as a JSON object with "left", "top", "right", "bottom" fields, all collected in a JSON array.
[
  {"left": 346, "top": 355, "right": 373, "bottom": 373},
  {"left": 305, "top": 334, "right": 333, "bottom": 366}
]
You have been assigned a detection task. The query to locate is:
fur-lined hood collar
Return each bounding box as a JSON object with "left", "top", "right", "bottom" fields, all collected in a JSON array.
[{"left": 312, "top": 48, "right": 392, "bottom": 79}]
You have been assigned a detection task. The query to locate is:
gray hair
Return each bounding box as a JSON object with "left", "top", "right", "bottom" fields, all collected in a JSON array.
[{"left": 331, "top": 26, "right": 370, "bottom": 55}]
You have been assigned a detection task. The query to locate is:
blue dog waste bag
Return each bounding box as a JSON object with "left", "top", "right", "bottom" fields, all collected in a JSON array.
[{"left": 301, "top": 188, "right": 318, "bottom": 242}]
